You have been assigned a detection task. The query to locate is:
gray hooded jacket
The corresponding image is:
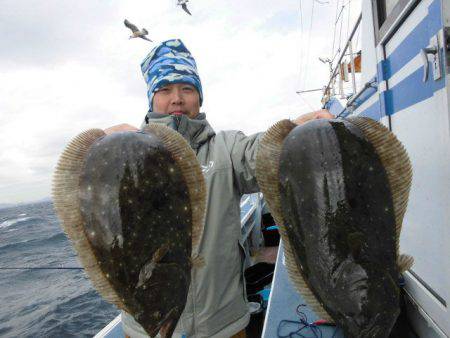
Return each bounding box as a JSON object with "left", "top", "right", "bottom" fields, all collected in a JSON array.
[{"left": 122, "top": 112, "right": 263, "bottom": 338}]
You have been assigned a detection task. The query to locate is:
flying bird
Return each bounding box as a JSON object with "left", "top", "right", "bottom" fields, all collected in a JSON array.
[
  {"left": 177, "top": 0, "right": 192, "bottom": 15},
  {"left": 124, "top": 19, "right": 152, "bottom": 42}
]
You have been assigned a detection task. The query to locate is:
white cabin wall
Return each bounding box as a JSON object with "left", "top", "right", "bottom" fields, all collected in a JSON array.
[
  {"left": 361, "top": 0, "right": 378, "bottom": 82},
  {"left": 443, "top": 0, "right": 450, "bottom": 25}
]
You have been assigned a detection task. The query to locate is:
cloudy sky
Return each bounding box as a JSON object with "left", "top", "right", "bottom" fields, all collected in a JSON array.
[{"left": 0, "top": 0, "right": 360, "bottom": 204}]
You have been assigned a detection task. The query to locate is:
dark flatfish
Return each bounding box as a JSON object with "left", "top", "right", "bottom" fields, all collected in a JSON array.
[
  {"left": 52, "top": 124, "right": 206, "bottom": 338},
  {"left": 256, "top": 117, "right": 413, "bottom": 338}
]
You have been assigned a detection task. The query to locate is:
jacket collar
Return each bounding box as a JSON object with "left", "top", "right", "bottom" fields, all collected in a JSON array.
[{"left": 142, "top": 112, "right": 215, "bottom": 150}]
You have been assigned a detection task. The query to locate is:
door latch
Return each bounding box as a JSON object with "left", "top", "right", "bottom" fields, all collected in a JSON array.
[{"left": 421, "top": 34, "right": 442, "bottom": 82}]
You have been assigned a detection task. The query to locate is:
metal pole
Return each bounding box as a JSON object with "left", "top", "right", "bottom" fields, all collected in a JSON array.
[
  {"left": 329, "top": 61, "right": 335, "bottom": 96},
  {"left": 336, "top": 79, "right": 377, "bottom": 117},
  {"left": 339, "top": 66, "right": 345, "bottom": 98},
  {"left": 296, "top": 88, "right": 324, "bottom": 94},
  {"left": 348, "top": 39, "right": 357, "bottom": 94}
]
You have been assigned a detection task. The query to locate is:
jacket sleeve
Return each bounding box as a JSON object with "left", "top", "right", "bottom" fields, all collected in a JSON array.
[{"left": 225, "top": 130, "right": 264, "bottom": 195}]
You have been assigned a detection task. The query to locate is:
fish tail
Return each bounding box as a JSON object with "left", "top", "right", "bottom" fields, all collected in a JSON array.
[
  {"left": 398, "top": 254, "right": 414, "bottom": 273},
  {"left": 190, "top": 254, "right": 205, "bottom": 268}
]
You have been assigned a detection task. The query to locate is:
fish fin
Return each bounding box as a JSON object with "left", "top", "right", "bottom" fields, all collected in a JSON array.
[
  {"left": 52, "top": 129, "right": 127, "bottom": 310},
  {"left": 159, "top": 319, "right": 177, "bottom": 338},
  {"left": 347, "top": 117, "right": 412, "bottom": 262},
  {"left": 256, "top": 119, "right": 295, "bottom": 227},
  {"left": 137, "top": 261, "right": 156, "bottom": 289},
  {"left": 256, "top": 120, "right": 333, "bottom": 321},
  {"left": 137, "top": 244, "right": 171, "bottom": 288},
  {"left": 157, "top": 308, "right": 178, "bottom": 338},
  {"left": 190, "top": 254, "right": 205, "bottom": 268},
  {"left": 398, "top": 254, "right": 414, "bottom": 273},
  {"left": 152, "top": 244, "right": 170, "bottom": 263},
  {"left": 143, "top": 124, "right": 206, "bottom": 256}
]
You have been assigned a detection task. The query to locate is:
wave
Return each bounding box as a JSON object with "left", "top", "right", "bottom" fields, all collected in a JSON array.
[
  {"left": 0, "top": 232, "right": 68, "bottom": 252},
  {"left": 0, "top": 200, "right": 119, "bottom": 338},
  {"left": 0, "top": 217, "right": 34, "bottom": 229}
]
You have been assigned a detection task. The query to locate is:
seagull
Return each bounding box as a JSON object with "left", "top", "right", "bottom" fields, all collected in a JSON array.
[
  {"left": 124, "top": 19, "right": 152, "bottom": 42},
  {"left": 177, "top": 0, "right": 192, "bottom": 15}
]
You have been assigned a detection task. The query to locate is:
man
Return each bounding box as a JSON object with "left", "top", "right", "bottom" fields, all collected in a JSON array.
[{"left": 105, "top": 39, "right": 332, "bottom": 338}]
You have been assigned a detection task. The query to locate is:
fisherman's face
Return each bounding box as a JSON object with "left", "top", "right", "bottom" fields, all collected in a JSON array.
[{"left": 152, "top": 83, "right": 200, "bottom": 119}]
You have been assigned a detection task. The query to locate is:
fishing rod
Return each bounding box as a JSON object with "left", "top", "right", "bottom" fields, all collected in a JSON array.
[{"left": 0, "top": 266, "right": 84, "bottom": 270}]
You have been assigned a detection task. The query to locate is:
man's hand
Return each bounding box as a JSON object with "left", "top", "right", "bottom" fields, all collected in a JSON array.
[
  {"left": 104, "top": 123, "right": 139, "bottom": 135},
  {"left": 292, "top": 109, "right": 334, "bottom": 126}
]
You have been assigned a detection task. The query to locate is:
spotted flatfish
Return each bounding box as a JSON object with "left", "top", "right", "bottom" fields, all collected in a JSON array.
[
  {"left": 52, "top": 124, "right": 206, "bottom": 337},
  {"left": 256, "top": 117, "right": 413, "bottom": 337}
]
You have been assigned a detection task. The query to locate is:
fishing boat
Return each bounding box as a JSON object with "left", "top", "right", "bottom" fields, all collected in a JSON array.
[{"left": 96, "top": 0, "right": 450, "bottom": 336}]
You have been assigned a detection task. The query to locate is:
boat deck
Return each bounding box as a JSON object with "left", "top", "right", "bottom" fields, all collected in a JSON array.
[{"left": 262, "top": 242, "right": 345, "bottom": 338}]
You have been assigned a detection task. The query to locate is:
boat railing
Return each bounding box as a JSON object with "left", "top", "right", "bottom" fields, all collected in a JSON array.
[{"left": 336, "top": 77, "right": 378, "bottom": 117}]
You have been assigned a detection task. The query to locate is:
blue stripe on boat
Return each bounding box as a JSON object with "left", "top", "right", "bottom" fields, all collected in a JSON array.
[
  {"left": 358, "top": 101, "right": 382, "bottom": 121},
  {"left": 385, "top": 61, "right": 446, "bottom": 115}
]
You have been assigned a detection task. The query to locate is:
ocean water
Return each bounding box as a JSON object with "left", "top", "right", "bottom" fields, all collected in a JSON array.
[{"left": 0, "top": 201, "right": 119, "bottom": 338}]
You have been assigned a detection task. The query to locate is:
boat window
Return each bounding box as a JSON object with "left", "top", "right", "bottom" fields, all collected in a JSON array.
[
  {"left": 384, "top": 0, "right": 401, "bottom": 17},
  {"left": 372, "top": 0, "right": 416, "bottom": 43}
]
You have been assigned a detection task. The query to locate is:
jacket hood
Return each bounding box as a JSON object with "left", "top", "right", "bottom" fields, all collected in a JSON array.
[{"left": 141, "top": 112, "right": 215, "bottom": 151}]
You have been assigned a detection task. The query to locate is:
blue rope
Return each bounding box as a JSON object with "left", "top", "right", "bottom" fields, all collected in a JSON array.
[{"left": 277, "top": 304, "right": 340, "bottom": 338}]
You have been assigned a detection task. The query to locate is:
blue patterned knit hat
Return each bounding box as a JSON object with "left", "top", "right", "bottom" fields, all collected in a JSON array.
[{"left": 141, "top": 39, "right": 203, "bottom": 111}]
